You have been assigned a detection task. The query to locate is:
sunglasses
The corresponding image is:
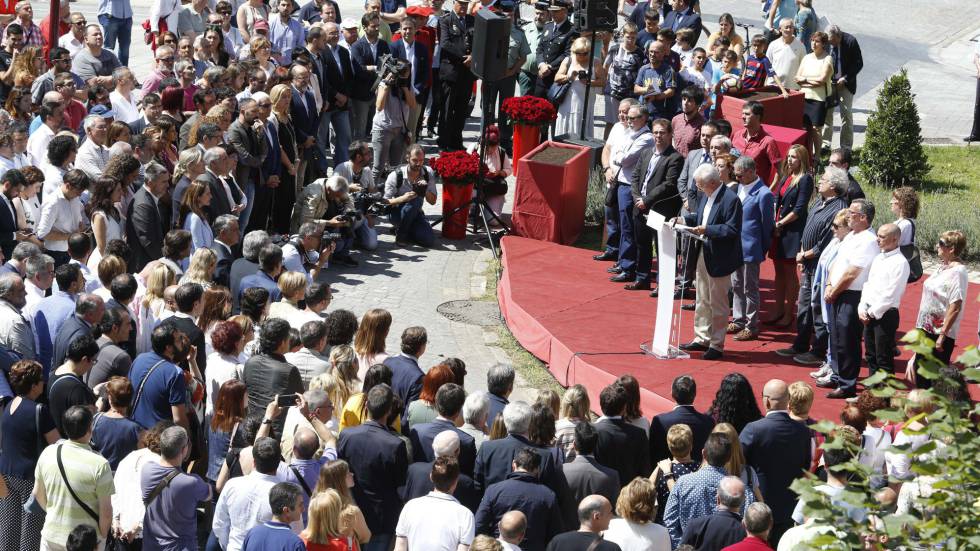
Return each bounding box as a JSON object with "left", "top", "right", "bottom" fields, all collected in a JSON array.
[
  {"left": 831, "top": 223, "right": 840, "bottom": 229},
  {"left": 627, "top": 115, "right": 643, "bottom": 120},
  {"left": 73, "top": 20, "right": 87, "bottom": 26},
  {"left": 938, "top": 239, "right": 950, "bottom": 248}
]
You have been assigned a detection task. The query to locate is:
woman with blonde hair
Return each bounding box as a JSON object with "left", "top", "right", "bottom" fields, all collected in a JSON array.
[
  {"left": 268, "top": 271, "right": 308, "bottom": 325},
  {"left": 711, "top": 422, "right": 764, "bottom": 502},
  {"left": 179, "top": 177, "right": 215, "bottom": 253},
  {"left": 269, "top": 83, "right": 298, "bottom": 225},
  {"left": 138, "top": 263, "right": 177, "bottom": 353},
  {"left": 555, "top": 384, "right": 590, "bottom": 460},
  {"left": 249, "top": 36, "right": 277, "bottom": 78},
  {"left": 302, "top": 489, "right": 351, "bottom": 550},
  {"left": 94, "top": 254, "right": 128, "bottom": 301},
  {"left": 181, "top": 247, "right": 218, "bottom": 288},
  {"left": 198, "top": 285, "right": 232, "bottom": 353},
  {"left": 312, "top": 462, "right": 372, "bottom": 547},
  {"left": 353, "top": 308, "right": 392, "bottom": 380},
  {"left": 767, "top": 143, "right": 812, "bottom": 328},
  {"left": 328, "top": 345, "right": 359, "bottom": 413},
  {"left": 172, "top": 147, "right": 205, "bottom": 207},
  {"left": 229, "top": 314, "right": 256, "bottom": 361},
  {"left": 10, "top": 46, "right": 42, "bottom": 85},
  {"left": 605, "top": 477, "right": 671, "bottom": 551},
  {"left": 554, "top": 36, "right": 607, "bottom": 139}
]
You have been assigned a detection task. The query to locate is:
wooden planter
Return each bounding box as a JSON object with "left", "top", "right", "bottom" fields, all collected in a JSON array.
[{"left": 512, "top": 141, "right": 591, "bottom": 245}]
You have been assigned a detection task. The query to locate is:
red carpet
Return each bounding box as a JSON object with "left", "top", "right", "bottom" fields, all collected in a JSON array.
[{"left": 497, "top": 236, "right": 980, "bottom": 420}]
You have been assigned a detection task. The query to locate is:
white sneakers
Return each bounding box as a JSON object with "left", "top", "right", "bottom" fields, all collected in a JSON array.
[{"left": 810, "top": 363, "right": 832, "bottom": 380}]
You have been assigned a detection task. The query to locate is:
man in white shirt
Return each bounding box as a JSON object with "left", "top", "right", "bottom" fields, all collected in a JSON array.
[
  {"left": 858, "top": 223, "right": 909, "bottom": 378},
  {"left": 395, "top": 456, "right": 476, "bottom": 551},
  {"left": 27, "top": 100, "right": 63, "bottom": 166},
  {"left": 284, "top": 323, "right": 332, "bottom": 384},
  {"left": 213, "top": 437, "right": 284, "bottom": 551},
  {"left": 608, "top": 103, "right": 654, "bottom": 282},
  {"left": 595, "top": 97, "right": 638, "bottom": 263},
  {"left": 278, "top": 388, "right": 337, "bottom": 462},
  {"left": 36, "top": 169, "right": 90, "bottom": 267},
  {"left": 57, "top": 11, "right": 86, "bottom": 58},
  {"left": 75, "top": 114, "right": 110, "bottom": 178},
  {"left": 766, "top": 18, "right": 805, "bottom": 91},
  {"left": 822, "top": 199, "right": 879, "bottom": 399}
]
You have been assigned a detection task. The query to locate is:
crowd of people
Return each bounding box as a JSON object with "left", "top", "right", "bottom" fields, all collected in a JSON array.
[{"left": 0, "top": 0, "right": 971, "bottom": 550}]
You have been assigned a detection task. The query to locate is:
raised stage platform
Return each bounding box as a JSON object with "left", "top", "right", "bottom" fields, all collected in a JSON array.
[{"left": 497, "top": 236, "right": 979, "bottom": 420}]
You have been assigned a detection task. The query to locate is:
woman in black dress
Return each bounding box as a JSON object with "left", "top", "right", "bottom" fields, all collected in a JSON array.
[
  {"left": 768, "top": 144, "right": 813, "bottom": 327},
  {"left": 269, "top": 83, "right": 299, "bottom": 234}
]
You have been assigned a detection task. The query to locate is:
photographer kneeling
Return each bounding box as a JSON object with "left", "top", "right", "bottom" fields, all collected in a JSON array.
[
  {"left": 334, "top": 141, "right": 381, "bottom": 251},
  {"left": 384, "top": 144, "right": 437, "bottom": 247},
  {"left": 290, "top": 175, "right": 360, "bottom": 267},
  {"left": 282, "top": 223, "right": 339, "bottom": 285}
]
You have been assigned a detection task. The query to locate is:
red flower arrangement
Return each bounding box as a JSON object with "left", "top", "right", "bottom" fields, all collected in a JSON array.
[
  {"left": 501, "top": 95, "right": 557, "bottom": 126},
  {"left": 432, "top": 150, "right": 481, "bottom": 184}
]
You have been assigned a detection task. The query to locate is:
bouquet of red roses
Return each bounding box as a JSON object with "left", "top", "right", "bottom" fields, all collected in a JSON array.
[
  {"left": 432, "top": 150, "right": 481, "bottom": 184},
  {"left": 501, "top": 95, "right": 557, "bottom": 126}
]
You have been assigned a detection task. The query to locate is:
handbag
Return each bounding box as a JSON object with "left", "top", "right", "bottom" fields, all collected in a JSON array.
[
  {"left": 546, "top": 80, "right": 571, "bottom": 107},
  {"left": 604, "top": 184, "right": 617, "bottom": 208},
  {"left": 825, "top": 78, "right": 840, "bottom": 108},
  {"left": 900, "top": 220, "right": 923, "bottom": 282}
]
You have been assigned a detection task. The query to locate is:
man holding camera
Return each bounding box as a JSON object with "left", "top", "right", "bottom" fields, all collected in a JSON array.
[
  {"left": 282, "top": 222, "right": 340, "bottom": 285},
  {"left": 384, "top": 144, "right": 437, "bottom": 247},
  {"left": 334, "top": 141, "right": 380, "bottom": 251},
  {"left": 371, "top": 56, "right": 417, "bottom": 183},
  {"left": 290, "top": 175, "right": 359, "bottom": 269}
]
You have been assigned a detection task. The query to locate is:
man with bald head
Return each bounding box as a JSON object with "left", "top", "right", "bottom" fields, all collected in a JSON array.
[
  {"left": 680, "top": 476, "right": 748, "bottom": 550},
  {"left": 858, "top": 223, "right": 909, "bottom": 378},
  {"left": 402, "top": 430, "right": 480, "bottom": 511},
  {"left": 739, "top": 379, "right": 811, "bottom": 545},
  {"left": 281, "top": 424, "right": 337, "bottom": 518},
  {"left": 498, "top": 510, "right": 527, "bottom": 550},
  {"left": 545, "top": 495, "right": 619, "bottom": 551}
]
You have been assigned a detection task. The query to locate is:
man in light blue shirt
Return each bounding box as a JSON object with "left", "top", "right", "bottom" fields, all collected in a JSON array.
[
  {"left": 97, "top": 0, "right": 133, "bottom": 65},
  {"left": 269, "top": 0, "right": 307, "bottom": 65},
  {"left": 27, "top": 263, "right": 83, "bottom": 377}
]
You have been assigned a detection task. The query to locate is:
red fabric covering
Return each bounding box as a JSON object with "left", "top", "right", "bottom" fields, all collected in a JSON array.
[
  {"left": 511, "top": 141, "right": 591, "bottom": 245},
  {"left": 498, "top": 236, "right": 980, "bottom": 420},
  {"left": 717, "top": 89, "right": 806, "bottom": 133},
  {"left": 761, "top": 123, "right": 808, "bottom": 158}
]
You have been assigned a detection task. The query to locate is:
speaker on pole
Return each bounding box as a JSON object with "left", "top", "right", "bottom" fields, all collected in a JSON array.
[
  {"left": 572, "top": 0, "right": 617, "bottom": 32},
  {"left": 471, "top": 7, "right": 511, "bottom": 82}
]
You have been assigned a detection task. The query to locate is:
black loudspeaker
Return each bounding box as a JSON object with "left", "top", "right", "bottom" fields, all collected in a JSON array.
[
  {"left": 471, "top": 8, "right": 512, "bottom": 82},
  {"left": 572, "top": 0, "right": 617, "bottom": 31}
]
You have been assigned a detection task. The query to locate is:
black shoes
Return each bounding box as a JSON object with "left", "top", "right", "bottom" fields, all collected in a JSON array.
[
  {"left": 593, "top": 251, "right": 617, "bottom": 261},
  {"left": 679, "top": 341, "right": 709, "bottom": 352},
  {"left": 703, "top": 348, "right": 723, "bottom": 360},
  {"left": 607, "top": 265, "right": 624, "bottom": 274},
  {"left": 624, "top": 281, "right": 651, "bottom": 291},
  {"left": 333, "top": 254, "right": 359, "bottom": 267},
  {"left": 610, "top": 272, "right": 634, "bottom": 282}
]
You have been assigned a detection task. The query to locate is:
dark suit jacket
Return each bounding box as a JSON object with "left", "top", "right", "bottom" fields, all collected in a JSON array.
[
  {"left": 774, "top": 173, "right": 812, "bottom": 259},
  {"left": 474, "top": 433, "right": 565, "bottom": 493},
  {"left": 390, "top": 39, "right": 431, "bottom": 96},
  {"left": 260, "top": 120, "right": 281, "bottom": 179},
  {"left": 683, "top": 184, "right": 743, "bottom": 277},
  {"left": 213, "top": 240, "right": 234, "bottom": 288},
  {"left": 401, "top": 460, "right": 481, "bottom": 512},
  {"left": 562, "top": 454, "right": 620, "bottom": 519},
  {"left": 476, "top": 472, "right": 563, "bottom": 551},
  {"left": 227, "top": 119, "right": 268, "bottom": 188},
  {"left": 680, "top": 509, "right": 746, "bottom": 551},
  {"left": 337, "top": 420, "right": 409, "bottom": 535},
  {"left": 321, "top": 44, "right": 355, "bottom": 108},
  {"left": 201, "top": 171, "right": 230, "bottom": 223},
  {"left": 289, "top": 86, "right": 320, "bottom": 147},
  {"left": 350, "top": 36, "right": 391, "bottom": 101},
  {"left": 128, "top": 116, "right": 149, "bottom": 135},
  {"left": 53, "top": 314, "right": 95, "bottom": 368},
  {"left": 662, "top": 8, "right": 703, "bottom": 44},
  {"left": 159, "top": 314, "right": 207, "bottom": 375},
  {"left": 0, "top": 195, "right": 17, "bottom": 260},
  {"left": 106, "top": 298, "right": 137, "bottom": 359},
  {"left": 125, "top": 186, "right": 167, "bottom": 272},
  {"left": 486, "top": 392, "right": 508, "bottom": 428},
  {"left": 739, "top": 412, "right": 811, "bottom": 524},
  {"left": 630, "top": 145, "right": 684, "bottom": 216},
  {"left": 594, "top": 418, "right": 652, "bottom": 483},
  {"left": 535, "top": 18, "right": 577, "bottom": 73},
  {"left": 649, "top": 404, "right": 716, "bottom": 463},
  {"left": 438, "top": 11, "right": 474, "bottom": 83},
  {"left": 382, "top": 354, "right": 423, "bottom": 423},
  {"left": 831, "top": 32, "right": 863, "bottom": 94},
  {"left": 409, "top": 417, "right": 477, "bottom": 476},
  {"left": 678, "top": 148, "right": 711, "bottom": 207}
]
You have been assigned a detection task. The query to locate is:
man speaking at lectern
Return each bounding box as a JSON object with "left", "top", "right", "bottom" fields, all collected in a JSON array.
[{"left": 676, "top": 164, "right": 742, "bottom": 360}]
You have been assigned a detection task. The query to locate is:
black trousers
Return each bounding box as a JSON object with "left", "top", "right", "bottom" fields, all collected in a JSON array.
[
  {"left": 971, "top": 77, "right": 980, "bottom": 139},
  {"left": 427, "top": 71, "right": 442, "bottom": 133},
  {"left": 439, "top": 77, "right": 474, "bottom": 150},
  {"left": 45, "top": 249, "right": 70, "bottom": 267},
  {"left": 831, "top": 290, "right": 863, "bottom": 393},
  {"left": 864, "top": 307, "right": 899, "bottom": 375},
  {"left": 913, "top": 330, "right": 956, "bottom": 389}
]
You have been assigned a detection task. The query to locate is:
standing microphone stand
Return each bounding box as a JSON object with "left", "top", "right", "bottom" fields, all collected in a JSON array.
[{"left": 578, "top": 31, "right": 599, "bottom": 140}]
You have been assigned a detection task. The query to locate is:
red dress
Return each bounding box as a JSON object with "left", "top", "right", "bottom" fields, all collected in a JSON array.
[{"left": 304, "top": 536, "right": 354, "bottom": 551}]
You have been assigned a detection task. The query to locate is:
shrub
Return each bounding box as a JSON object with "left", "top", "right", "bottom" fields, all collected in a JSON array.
[
  {"left": 860, "top": 69, "right": 930, "bottom": 188},
  {"left": 584, "top": 167, "right": 606, "bottom": 227}
]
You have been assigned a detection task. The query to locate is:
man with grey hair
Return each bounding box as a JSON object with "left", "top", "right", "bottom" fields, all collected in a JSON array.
[
  {"left": 231, "top": 230, "right": 270, "bottom": 312},
  {"left": 676, "top": 163, "right": 743, "bottom": 360},
  {"left": 289, "top": 175, "right": 356, "bottom": 267},
  {"left": 75, "top": 114, "right": 110, "bottom": 178},
  {"left": 486, "top": 363, "right": 514, "bottom": 427},
  {"left": 285, "top": 320, "right": 331, "bottom": 382},
  {"left": 546, "top": 495, "right": 618, "bottom": 550},
  {"left": 126, "top": 160, "right": 171, "bottom": 271},
  {"left": 202, "top": 146, "right": 245, "bottom": 223},
  {"left": 727, "top": 502, "right": 773, "bottom": 549},
  {"left": 679, "top": 476, "right": 749, "bottom": 550},
  {"left": 777, "top": 165, "right": 848, "bottom": 367},
  {"left": 708, "top": 134, "right": 732, "bottom": 160},
  {"left": 822, "top": 25, "right": 863, "bottom": 150},
  {"left": 0, "top": 272, "right": 35, "bottom": 359},
  {"left": 460, "top": 390, "right": 490, "bottom": 451},
  {"left": 280, "top": 388, "right": 338, "bottom": 463},
  {"left": 0, "top": 241, "right": 40, "bottom": 276},
  {"left": 212, "top": 214, "right": 240, "bottom": 288},
  {"left": 729, "top": 156, "right": 775, "bottom": 341},
  {"left": 23, "top": 253, "right": 54, "bottom": 310},
  {"left": 766, "top": 18, "right": 804, "bottom": 91},
  {"left": 858, "top": 223, "right": 909, "bottom": 378},
  {"left": 403, "top": 430, "right": 481, "bottom": 511},
  {"left": 53, "top": 293, "right": 105, "bottom": 367},
  {"left": 142, "top": 425, "right": 212, "bottom": 550},
  {"left": 281, "top": 221, "right": 337, "bottom": 285}
]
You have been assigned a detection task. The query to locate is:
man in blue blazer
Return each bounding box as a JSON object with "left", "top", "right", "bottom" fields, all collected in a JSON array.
[
  {"left": 661, "top": 0, "right": 703, "bottom": 44},
  {"left": 349, "top": 16, "right": 391, "bottom": 139},
  {"left": 289, "top": 65, "right": 321, "bottom": 182},
  {"left": 382, "top": 326, "right": 426, "bottom": 426},
  {"left": 739, "top": 379, "right": 812, "bottom": 544},
  {"left": 677, "top": 163, "right": 742, "bottom": 360},
  {"left": 408, "top": 383, "right": 477, "bottom": 476},
  {"left": 337, "top": 384, "right": 409, "bottom": 551},
  {"left": 321, "top": 22, "right": 356, "bottom": 164},
  {"left": 730, "top": 156, "right": 775, "bottom": 341},
  {"left": 648, "top": 375, "right": 715, "bottom": 463},
  {"left": 390, "top": 17, "right": 431, "bottom": 140},
  {"left": 474, "top": 401, "right": 566, "bottom": 494},
  {"left": 52, "top": 294, "right": 105, "bottom": 369}
]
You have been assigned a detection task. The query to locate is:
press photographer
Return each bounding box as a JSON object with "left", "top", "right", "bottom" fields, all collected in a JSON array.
[
  {"left": 334, "top": 141, "right": 381, "bottom": 251},
  {"left": 383, "top": 144, "right": 437, "bottom": 247},
  {"left": 282, "top": 222, "right": 339, "bottom": 285},
  {"left": 371, "top": 55, "right": 417, "bottom": 183},
  {"left": 289, "top": 175, "right": 359, "bottom": 268}
]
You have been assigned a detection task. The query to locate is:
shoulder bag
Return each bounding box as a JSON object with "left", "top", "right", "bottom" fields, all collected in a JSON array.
[
  {"left": 56, "top": 444, "right": 100, "bottom": 524},
  {"left": 900, "top": 219, "right": 923, "bottom": 283},
  {"left": 547, "top": 79, "right": 572, "bottom": 107},
  {"left": 144, "top": 468, "right": 181, "bottom": 506},
  {"left": 130, "top": 359, "right": 168, "bottom": 415},
  {"left": 290, "top": 466, "right": 314, "bottom": 497}
]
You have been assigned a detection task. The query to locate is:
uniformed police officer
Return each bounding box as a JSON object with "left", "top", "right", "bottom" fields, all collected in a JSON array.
[
  {"left": 532, "top": 0, "right": 578, "bottom": 98},
  {"left": 482, "top": 0, "right": 530, "bottom": 151},
  {"left": 438, "top": 0, "right": 475, "bottom": 150}
]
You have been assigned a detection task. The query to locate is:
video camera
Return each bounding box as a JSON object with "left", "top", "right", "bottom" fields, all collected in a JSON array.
[
  {"left": 352, "top": 190, "right": 391, "bottom": 216},
  {"left": 373, "top": 54, "right": 412, "bottom": 92},
  {"left": 411, "top": 180, "right": 430, "bottom": 198}
]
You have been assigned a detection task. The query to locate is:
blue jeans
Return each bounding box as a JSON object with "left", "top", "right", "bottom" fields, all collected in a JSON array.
[
  {"left": 238, "top": 180, "right": 256, "bottom": 235},
  {"left": 354, "top": 219, "right": 379, "bottom": 250},
  {"left": 98, "top": 14, "right": 132, "bottom": 66},
  {"left": 390, "top": 197, "right": 434, "bottom": 246},
  {"left": 616, "top": 184, "right": 636, "bottom": 274},
  {"left": 604, "top": 187, "right": 620, "bottom": 256},
  {"left": 323, "top": 109, "right": 352, "bottom": 165},
  {"left": 360, "top": 534, "right": 393, "bottom": 551}
]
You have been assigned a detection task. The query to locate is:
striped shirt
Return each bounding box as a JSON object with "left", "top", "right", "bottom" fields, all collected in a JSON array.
[
  {"left": 36, "top": 440, "right": 114, "bottom": 546},
  {"left": 799, "top": 196, "right": 847, "bottom": 269}
]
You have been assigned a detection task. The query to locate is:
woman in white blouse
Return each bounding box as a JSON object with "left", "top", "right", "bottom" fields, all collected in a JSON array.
[
  {"left": 604, "top": 478, "right": 671, "bottom": 551},
  {"left": 109, "top": 67, "right": 142, "bottom": 125},
  {"left": 137, "top": 264, "right": 177, "bottom": 354},
  {"left": 468, "top": 125, "right": 512, "bottom": 225},
  {"left": 889, "top": 186, "right": 919, "bottom": 247},
  {"left": 86, "top": 176, "right": 125, "bottom": 273}
]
